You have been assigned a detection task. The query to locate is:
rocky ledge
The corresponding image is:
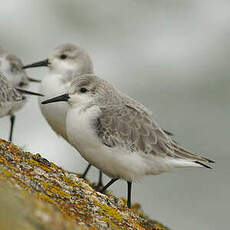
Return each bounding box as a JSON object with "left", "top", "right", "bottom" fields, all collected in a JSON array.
[{"left": 0, "top": 139, "right": 170, "bottom": 230}]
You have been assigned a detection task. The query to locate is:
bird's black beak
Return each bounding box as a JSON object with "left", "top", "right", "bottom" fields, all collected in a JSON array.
[
  {"left": 27, "top": 77, "right": 41, "bottom": 83},
  {"left": 23, "top": 59, "right": 49, "bottom": 69},
  {"left": 15, "top": 88, "right": 44, "bottom": 97},
  {"left": 41, "top": 94, "right": 70, "bottom": 104}
]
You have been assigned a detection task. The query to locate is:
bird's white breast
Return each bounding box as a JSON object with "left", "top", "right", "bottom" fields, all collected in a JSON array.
[
  {"left": 9, "top": 99, "right": 26, "bottom": 115},
  {"left": 39, "top": 73, "right": 70, "bottom": 140},
  {"left": 66, "top": 105, "right": 152, "bottom": 182},
  {"left": 0, "top": 98, "right": 26, "bottom": 117}
]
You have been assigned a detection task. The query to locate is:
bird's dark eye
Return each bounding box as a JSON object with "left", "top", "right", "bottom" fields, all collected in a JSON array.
[
  {"left": 80, "top": 88, "right": 87, "bottom": 93},
  {"left": 18, "top": 82, "right": 25, "bottom": 87},
  {"left": 60, "top": 54, "right": 67, "bottom": 60}
]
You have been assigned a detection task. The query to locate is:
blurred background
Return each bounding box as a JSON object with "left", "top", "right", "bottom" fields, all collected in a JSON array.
[{"left": 0, "top": 0, "right": 229, "bottom": 229}]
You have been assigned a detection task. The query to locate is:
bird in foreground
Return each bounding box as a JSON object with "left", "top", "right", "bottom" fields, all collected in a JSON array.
[
  {"left": 22, "top": 43, "right": 173, "bottom": 186},
  {"left": 42, "top": 74, "right": 214, "bottom": 208},
  {"left": 0, "top": 72, "right": 43, "bottom": 128},
  {"left": 0, "top": 46, "right": 40, "bottom": 141},
  {"left": 22, "top": 43, "right": 104, "bottom": 185}
]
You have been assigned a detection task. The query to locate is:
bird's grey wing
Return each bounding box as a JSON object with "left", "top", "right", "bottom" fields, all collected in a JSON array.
[
  {"left": 119, "top": 91, "right": 174, "bottom": 136},
  {"left": 0, "top": 72, "right": 23, "bottom": 107},
  {"left": 95, "top": 104, "right": 172, "bottom": 156},
  {"left": 95, "top": 104, "right": 213, "bottom": 165},
  {"left": 0, "top": 72, "right": 10, "bottom": 88}
]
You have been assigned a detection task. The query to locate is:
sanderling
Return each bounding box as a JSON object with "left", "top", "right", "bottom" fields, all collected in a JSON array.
[
  {"left": 42, "top": 74, "right": 214, "bottom": 208},
  {"left": 0, "top": 47, "right": 40, "bottom": 141},
  {"left": 22, "top": 43, "right": 104, "bottom": 185},
  {"left": 0, "top": 72, "right": 43, "bottom": 132}
]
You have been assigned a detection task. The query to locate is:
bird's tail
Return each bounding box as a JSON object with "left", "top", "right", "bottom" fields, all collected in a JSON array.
[{"left": 170, "top": 142, "right": 215, "bottom": 169}]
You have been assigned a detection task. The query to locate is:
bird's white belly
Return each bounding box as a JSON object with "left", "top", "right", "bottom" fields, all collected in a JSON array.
[
  {"left": 10, "top": 99, "right": 26, "bottom": 115},
  {"left": 39, "top": 74, "right": 70, "bottom": 140},
  {"left": 0, "top": 104, "right": 12, "bottom": 117},
  {"left": 0, "top": 99, "right": 26, "bottom": 117},
  {"left": 66, "top": 105, "right": 150, "bottom": 182}
]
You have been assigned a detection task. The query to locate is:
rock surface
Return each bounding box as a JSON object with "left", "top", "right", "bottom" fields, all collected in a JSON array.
[{"left": 0, "top": 139, "right": 170, "bottom": 230}]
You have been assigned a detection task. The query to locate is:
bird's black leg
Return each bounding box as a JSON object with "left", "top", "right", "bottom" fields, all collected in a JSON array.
[
  {"left": 97, "top": 170, "right": 103, "bottom": 187},
  {"left": 127, "top": 181, "right": 132, "bottom": 208},
  {"left": 100, "top": 178, "right": 118, "bottom": 194},
  {"left": 80, "top": 163, "right": 91, "bottom": 179},
  {"left": 92, "top": 170, "right": 104, "bottom": 192},
  {"left": 9, "top": 115, "right": 15, "bottom": 142}
]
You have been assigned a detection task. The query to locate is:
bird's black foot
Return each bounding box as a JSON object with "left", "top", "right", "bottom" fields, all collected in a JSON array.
[
  {"left": 99, "top": 178, "right": 118, "bottom": 194},
  {"left": 8, "top": 115, "right": 15, "bottom": 142},
  {"left": 79, "top": 164, "right": 91, "bottom": 179},
  {"left": 127, "top": 181, "right": 132, "bottom": 209}
]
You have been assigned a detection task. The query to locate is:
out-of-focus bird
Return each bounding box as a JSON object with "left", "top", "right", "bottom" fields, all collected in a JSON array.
[
  {"left": 0, "top": 46, "right": 40, "bottom": 141},
  {"left": 0, "top": 71, "right": 43, "bottom": 135},
  {"left": 22, "top": 43, "right": 103, "bottom": 184}
]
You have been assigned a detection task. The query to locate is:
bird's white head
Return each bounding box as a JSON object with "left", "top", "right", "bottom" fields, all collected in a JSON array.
[
  {"left": 49, "top": 44, "right": 93, "bottom": 75},
  {"left": 23, "top": 43, "right": 93, "bottom": 76},
  {"left": 68, "top": 74, "right": 106, "bottom": 106},
  {"left": 41, "top": 74, "right": 116, "bottom": 108},
  {"left": 0, "top": 52, "right": 29, "bottom": 88}
]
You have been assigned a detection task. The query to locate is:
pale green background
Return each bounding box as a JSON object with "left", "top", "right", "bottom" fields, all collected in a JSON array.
[{"left": 0, "top": 1, "right": 229, "bottom": 229}]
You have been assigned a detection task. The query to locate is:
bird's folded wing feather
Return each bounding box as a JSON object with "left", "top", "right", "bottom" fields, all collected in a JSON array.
[
  {"left": 95, "top": 103, "right": 214, "bottom": 164},
  {"left": 0, "top": 72, "right": 23, "bottom": 107},
  {"left": 95, "top": 103, "right": 172, "bottom": 157}
]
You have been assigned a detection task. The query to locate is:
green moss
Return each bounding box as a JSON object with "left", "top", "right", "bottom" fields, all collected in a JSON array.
[
  {"left": 28, "top": 159, "right": 53, "bottom": 172},
  {"left": 98, "top": 203, "right": 123, "bottom": 223},
  {"left": 41, "top": 181, "right": 71, "bottom": 198},
  {"left": 101, "top": 216, "right": 120, "bottom": 229},
  {"left": 1, "top": 169, "right": 13, "bottom": 178},
  {"left": 62, "top": 175, "right": 77, "bottom": 187},
  {"left": 36, "top": 193, "right": 54, "bottom": 204}
]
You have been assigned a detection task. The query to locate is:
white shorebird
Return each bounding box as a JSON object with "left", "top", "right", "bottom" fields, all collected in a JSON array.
[
  {"left": 42, "top": 74, "right": 214, "bottom": 208},
  {"left": 22, "top": 43, "right": 104, "bottom": 184},
  {"left": 23, "top": 44, "right": 173, "bottom": 187},
  {"left": 0, "top": 72, "right": 43, "bottom": 131},
  {"left": 0, "top": 46, "right": 40, "bottom": 141}
]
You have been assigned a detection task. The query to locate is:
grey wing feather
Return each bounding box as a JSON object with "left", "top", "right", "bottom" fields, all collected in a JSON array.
[
  {"left": 96, "top": 103, "right": 214, "bottom": 164},
  {"left": 0, "top": 72, "right": 23, "bottom": 107},
  {"left": 96, "top": 104, "right": 172, "bottom": 156}
]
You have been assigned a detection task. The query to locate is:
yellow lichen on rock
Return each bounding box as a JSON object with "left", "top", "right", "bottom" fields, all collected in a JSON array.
[{"left": 0, "top": 139, "right": 171, "bottom": 230}]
